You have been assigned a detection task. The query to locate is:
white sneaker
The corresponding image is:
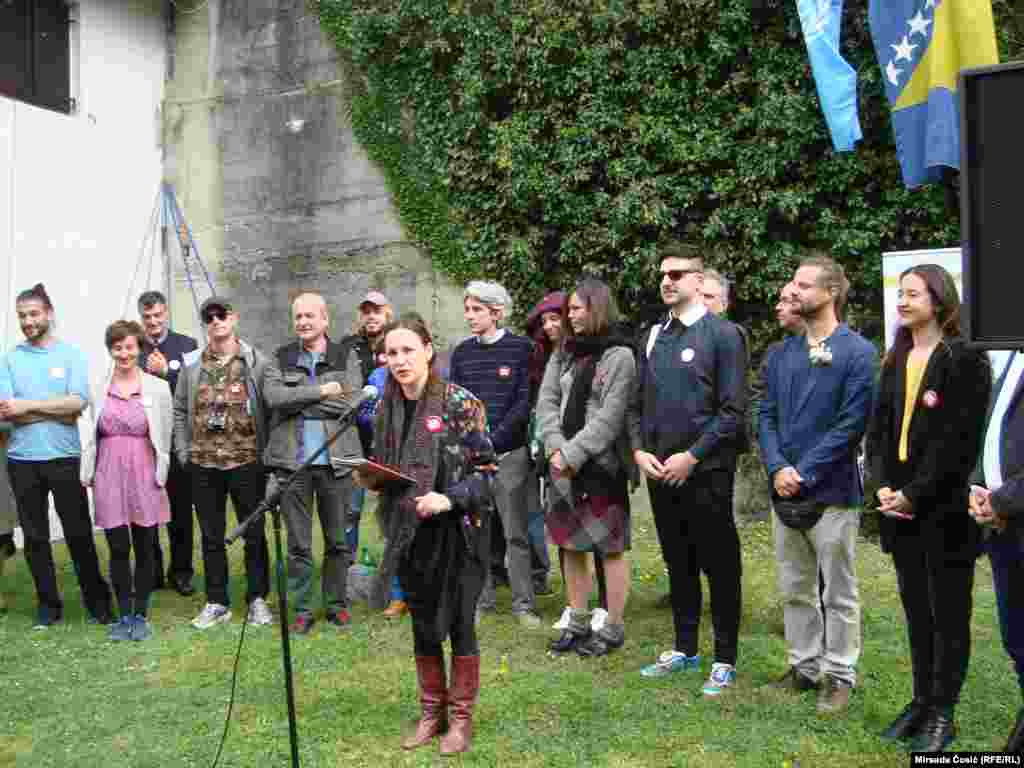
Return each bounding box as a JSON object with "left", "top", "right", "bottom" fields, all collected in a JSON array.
[
  {"left": 247, "top": 597, "right": 273, "bottom": 626},
  {"left": 552, "top": 605, "right": 572, "bottom": 630},
  {"left": 192, "top": 603, "right": 232, "bottom": 630},
  {"left": 590, "top": 607, "right": 609, "bottom": 632}
]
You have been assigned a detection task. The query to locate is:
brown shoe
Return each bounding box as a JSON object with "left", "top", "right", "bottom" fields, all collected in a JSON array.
[
  {"left": 439, "top": 655, "right": 480, "bottom": 756},
  {"left": 770, "top": 666, "right": 820, "bottom": 692},
  {"left": 401, "top": 656, "right": 447, "bottom": 750},
  {"left": 383, "top": 600, "right": 409, "bottom": 619},
  {"left": 817, "top": 674, "right": 852, "bottom": 714}
]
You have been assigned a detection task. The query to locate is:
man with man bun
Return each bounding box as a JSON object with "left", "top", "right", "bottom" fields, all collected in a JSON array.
[{"left": 0, "top": 284, "right": 113, "bottom": 628}]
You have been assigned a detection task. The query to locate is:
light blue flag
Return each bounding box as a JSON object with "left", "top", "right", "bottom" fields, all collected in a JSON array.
[{"left": 797, "top": 0, "right": 863, "bottom": 152}]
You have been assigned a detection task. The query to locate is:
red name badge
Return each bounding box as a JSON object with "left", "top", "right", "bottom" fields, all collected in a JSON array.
[
  {"left": 425, "top": 416, "right": 444, "bottom": 433},
  {"left": 498, "top": 366, "right": 511, "bottom": 377},
  {"left": 922, "top": 390, "right": 940, "bottom": 409}
]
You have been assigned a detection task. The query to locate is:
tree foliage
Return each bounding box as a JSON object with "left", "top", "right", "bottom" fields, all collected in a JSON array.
[{"left": 315, "top": 0, "right": 1023, "bottom": 351}]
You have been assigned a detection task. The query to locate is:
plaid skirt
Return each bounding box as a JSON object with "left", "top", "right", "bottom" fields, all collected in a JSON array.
[{"left": 546, "top": 471, "right": 630, "bottom": 555}]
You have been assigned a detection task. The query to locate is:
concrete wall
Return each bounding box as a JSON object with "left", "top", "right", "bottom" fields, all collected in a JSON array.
[
  {"left": 0, "top": 0, "right": 168, "bottom": 542},
  {"left": 163, "top": 0, "right": 468, "bottom": 354}
]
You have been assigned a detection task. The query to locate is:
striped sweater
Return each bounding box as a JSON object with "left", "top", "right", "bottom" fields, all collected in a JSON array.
[{"left": 449, "top": 332, "right": 533, "bottom": 454}]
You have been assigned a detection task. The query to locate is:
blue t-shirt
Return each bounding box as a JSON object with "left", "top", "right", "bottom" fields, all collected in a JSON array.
[
  {"left": 298, "top": 349, "right": 328, "bottom": 466},
  {"left": 0, "top": 340, "right": 91, "bottom": 461}
]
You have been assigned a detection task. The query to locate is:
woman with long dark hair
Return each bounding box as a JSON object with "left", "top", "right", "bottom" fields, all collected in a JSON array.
[
  {"left": 536, "top": 278, "right": 636, "bottom": 656},
  {"left": 866, "top": 264, "right": 991, "bottom": 752},
  {"left": 527, "top": 291, "right": 611, "bottom": 631},
  {"left": 357, "top": 312, "right": 496, "bottom": 755}
]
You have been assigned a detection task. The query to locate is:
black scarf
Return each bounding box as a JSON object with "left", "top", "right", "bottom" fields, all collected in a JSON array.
[
  {"left": 561, "top": 330, "right": 633, "bottom": 441},
  {"left": 560, "top": 328, "right": 634, "bottom": 497}
]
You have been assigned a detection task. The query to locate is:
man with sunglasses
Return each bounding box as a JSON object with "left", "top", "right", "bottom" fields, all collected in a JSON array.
[
  {"left": 173, "top": 297, "right": 273, "bottom": 630},
  {"left": 137, "top": 290, "right": 199, "bottom": 596},
  {"left": 628, "top": 244, "right": 747, "bottom": 696}
]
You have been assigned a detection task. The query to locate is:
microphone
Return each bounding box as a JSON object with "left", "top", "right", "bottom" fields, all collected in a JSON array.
[
  {"left": 354, "top": 384, "right": 378, "bottom": 406},
  {"left": 225, "top": 474, "right": 280, "bottom": 544},
  {"left": 224, "top": 384, "right": 381, "bottom": 545}
]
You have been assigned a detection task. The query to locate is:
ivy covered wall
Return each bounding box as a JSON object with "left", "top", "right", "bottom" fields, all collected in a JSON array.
[{"left": 314, "top": 0, "right": 1023, "bottom": 350}]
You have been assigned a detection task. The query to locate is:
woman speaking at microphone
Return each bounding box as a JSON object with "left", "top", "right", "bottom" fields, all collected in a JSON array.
[{"left": 356, "top": 312, "right": 496, "bottom": 756}]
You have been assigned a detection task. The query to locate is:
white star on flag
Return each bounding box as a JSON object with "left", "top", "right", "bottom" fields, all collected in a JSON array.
[
  {"left": 908, "top": 11, "right": 932, "bottom": 38},
  {"left": 886, "top": 59, "right": 903, "bottom": 86},
  {"left": 891, "top": 35, "right": 917, "bottom": 62}
]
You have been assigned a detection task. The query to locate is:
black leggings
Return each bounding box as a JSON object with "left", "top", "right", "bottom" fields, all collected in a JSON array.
[
  {"left": 104, "top": 524, "right": 158, "bottom": 618},
  {"left": 411, "top": 602, "right": 479, "bottom": 657}
]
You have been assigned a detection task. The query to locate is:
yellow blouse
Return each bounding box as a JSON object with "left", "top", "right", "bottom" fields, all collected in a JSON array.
[{"left": 899, "top": 351, "right": 931, "bottom": 462}]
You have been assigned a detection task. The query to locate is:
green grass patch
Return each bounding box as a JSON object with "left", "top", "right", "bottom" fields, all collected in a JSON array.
[{"left": 0, "top": 494, "right": 1015, "bottom": 767}]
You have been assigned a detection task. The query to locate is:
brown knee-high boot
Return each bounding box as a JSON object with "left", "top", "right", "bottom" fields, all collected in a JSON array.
[
  {"left": 440, "top": 655, "right": 480, "bottom": 756},
  {"left": 401, "top": 656, "right": 447, "bottom": 750}
]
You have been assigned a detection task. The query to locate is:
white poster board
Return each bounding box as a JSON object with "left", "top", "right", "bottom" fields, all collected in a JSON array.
[{"left": 882, "top": 247, "right": 962, "bottom": 347}]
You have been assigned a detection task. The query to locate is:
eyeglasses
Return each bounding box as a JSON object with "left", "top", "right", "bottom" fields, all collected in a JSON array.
[
  {"left": 661, "top": 269, "right": 701, "bottom": 282},
  {"left": 202, "top": 309, "right": 229, "bottom": 325}
]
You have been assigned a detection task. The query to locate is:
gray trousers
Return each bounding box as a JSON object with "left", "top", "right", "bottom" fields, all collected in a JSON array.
[
  {"left": 774, "top": 506, "right": 861, "bottom": 686},
  {"left": 280, "top": 467, "right": 352, "bottom": 615},
  {"left": 487, "top": 447, "right": 538, "bottom": 614}
]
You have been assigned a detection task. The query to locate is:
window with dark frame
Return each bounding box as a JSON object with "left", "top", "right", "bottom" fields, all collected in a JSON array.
[{"left": 0, "top": 0, "right": 71, "bottom": 115}]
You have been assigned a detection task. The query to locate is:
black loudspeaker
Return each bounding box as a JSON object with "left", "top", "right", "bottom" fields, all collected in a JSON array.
[{"left": 960, "top": 61, "right": 1024, "bottom": 349}]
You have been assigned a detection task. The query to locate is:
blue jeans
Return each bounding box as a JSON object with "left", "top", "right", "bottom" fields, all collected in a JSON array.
[
  {"left": 988, "top": 530, "right": 1024, "bottom": 693},
  {"left": 392, "top": 574, "right": 404, "bottom": 601},
  {"left": 528, "top": 498, "right": 550, "bottom": 584}
]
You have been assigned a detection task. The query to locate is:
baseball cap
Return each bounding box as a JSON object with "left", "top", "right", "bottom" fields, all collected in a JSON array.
[
  {"left": 199, "top": 296, "right": 234, "bottom": 317},
  {"left": 359, "top": 291, "right": 390, "bottom": 308}
]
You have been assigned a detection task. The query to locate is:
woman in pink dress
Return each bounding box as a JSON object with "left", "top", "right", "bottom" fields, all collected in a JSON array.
[{"left": 81, "top": 321, "right": 173, "bottom": 641}]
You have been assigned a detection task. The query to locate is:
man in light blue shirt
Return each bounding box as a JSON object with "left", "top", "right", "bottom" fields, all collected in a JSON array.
[{"left": 0, "top": 283, "right": 112, "bottom": 628}]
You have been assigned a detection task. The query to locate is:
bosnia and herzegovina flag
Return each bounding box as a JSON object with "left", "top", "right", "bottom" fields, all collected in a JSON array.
[
  {"left": 869, "top": 0, "right": 998, "bottom": 189},
  {"left": 798, "top": 0, "right": 863, "bottom": 152}
]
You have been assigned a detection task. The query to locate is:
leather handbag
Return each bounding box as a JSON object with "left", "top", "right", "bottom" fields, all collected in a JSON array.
[{"left": 773, "top": 496, "right": 826, "bottom": 531}]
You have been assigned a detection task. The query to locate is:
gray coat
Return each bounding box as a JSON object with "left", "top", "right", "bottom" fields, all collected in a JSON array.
[
  {"left": 536, "top": 345, "right": 637, "bottom": 483},
  {"left": 172, "top": 339, "right": 271, "bottom": 466},
  {"left": 262, "top": 338, "right": 365, "bottom": 474}
]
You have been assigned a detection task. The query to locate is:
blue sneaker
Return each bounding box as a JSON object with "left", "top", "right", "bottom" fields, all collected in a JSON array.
[
  {"left": 33, "top": 604, "right": 63, "bottom": 630},
  {"left": 640, "top": 651, "right": 701, "bottom": 678},
  {"left": 131, "top": 615, "right": 152, "bottom": 642},
  {"left": 109, "top": 616, "right": 134, "bottom": 641},
  {"left": 702, "top": 662, "right": 737, "bottom": 696}
]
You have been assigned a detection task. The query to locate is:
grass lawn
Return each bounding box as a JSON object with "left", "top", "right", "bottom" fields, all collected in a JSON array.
[{"left": 0, "top": 491, "right": 1018, "bottom": 768}]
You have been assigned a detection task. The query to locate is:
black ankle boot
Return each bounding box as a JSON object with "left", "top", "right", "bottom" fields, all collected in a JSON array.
[
  {"left": 881, "top": 699, "right": 927, "bottom": 741},
  {"left": 1005, "top": 706, "right": 1024, "bottom": 753},
  {"left": 549, "top": 627, "right": 590, "bottom": 653},
  {"left": 908, "top": 705, "right": 956, "bottom": 753}
]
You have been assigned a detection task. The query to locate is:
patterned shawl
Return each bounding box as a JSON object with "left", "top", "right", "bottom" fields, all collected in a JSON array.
[{"left": 369, "top": 376, "right": 497, "bottom": 609}]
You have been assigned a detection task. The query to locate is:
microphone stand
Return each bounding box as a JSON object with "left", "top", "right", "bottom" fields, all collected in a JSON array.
[{"left": 225, "top": 400, "right": 366, "bottom": 768}]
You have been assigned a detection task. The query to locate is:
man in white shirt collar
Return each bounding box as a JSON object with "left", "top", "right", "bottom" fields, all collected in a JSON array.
[{"left": 970, "top": 349, "right": 1024, "bottom": 753}]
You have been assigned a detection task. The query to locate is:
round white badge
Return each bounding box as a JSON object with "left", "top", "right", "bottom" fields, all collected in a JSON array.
[
  {"left": 681, "top": 348, "right": 695, "bottom": 363},
  {"left": 169, "top": 360, "right": 181, "bottom": 371}
]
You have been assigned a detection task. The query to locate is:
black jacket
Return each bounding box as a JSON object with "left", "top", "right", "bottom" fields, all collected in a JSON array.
[
  {"left": 866, "top": 338, "right": 991, "bottom": 561},
  {"left": 627, "top": 311, "right": 747, "bottom": 472},
  {"left": 139, "top": 330, "right": 198, "bottom": 395},
  {"left": 971, "top": 352, "right": 1024, "bottom": 545}
]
